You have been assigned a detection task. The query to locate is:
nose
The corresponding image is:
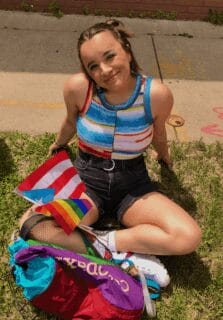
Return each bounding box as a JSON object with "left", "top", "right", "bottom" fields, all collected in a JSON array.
[{"left": 100, "top": 62, "right": 112, "bottom": 75}]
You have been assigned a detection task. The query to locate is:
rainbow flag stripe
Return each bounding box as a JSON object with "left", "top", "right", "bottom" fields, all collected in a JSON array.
[{"left": 36, "top": 199, "right": 92, "bottom": 235}]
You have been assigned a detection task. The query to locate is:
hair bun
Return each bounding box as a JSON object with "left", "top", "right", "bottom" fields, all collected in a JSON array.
[{"left": 105, "top": 19, "right": 124, "bottom": 28}]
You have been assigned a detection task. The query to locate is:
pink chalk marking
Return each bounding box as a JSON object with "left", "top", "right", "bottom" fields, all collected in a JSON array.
[
  {"left": 201, "top": 124, "right": 223, "bottom": 137},
  {"left": 213, "top": 107, "right": 223, "bottom": 120},
  {"left": 201, "top": 106, "right": 223, "bottom": 137}
]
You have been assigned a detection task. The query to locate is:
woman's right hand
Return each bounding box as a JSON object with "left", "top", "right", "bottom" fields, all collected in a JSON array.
[{"left": 48, "top": 141, "right": 66, "bottom": 156}]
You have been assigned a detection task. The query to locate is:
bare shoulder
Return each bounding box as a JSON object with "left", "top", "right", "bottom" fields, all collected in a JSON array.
[
  {"left": 64, "top": 72, "right": 89, "bottom": 92},
  {"left": 63, "top": 73, "right": 90, "bottom": 111},
  {"left": 150, "top": 78, "right": 174, "bottom": 119}
]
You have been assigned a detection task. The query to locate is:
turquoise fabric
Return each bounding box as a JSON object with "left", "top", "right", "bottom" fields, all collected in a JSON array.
[{"left": 8, "top": 237, "right": 56, "bottom": 300}]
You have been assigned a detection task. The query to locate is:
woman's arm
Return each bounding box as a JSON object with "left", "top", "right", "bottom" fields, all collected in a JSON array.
[
  {"left": 48, "top": 73, "right": 88, "bottom": 154},
  {"left": 150, "top": 79, "right": 174, "bottom": 167}
]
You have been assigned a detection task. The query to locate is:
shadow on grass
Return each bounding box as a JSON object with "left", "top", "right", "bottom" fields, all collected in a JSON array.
[
  {"left": 158, "top": 161, "right": 197, "bottom": 216},
  {"left": 0, "top": 138, "right": 15, "bottom": 179},
  {"left": 161, "top": 253, "right": 211, "bottom": 292},
  {"left": 156, "top": 163, "right": 211, "bottom": 290}
]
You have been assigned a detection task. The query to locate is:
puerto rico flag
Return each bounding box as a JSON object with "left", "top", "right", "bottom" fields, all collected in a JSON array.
[{"left": 15, "top": 151, "right": 86, "bottom": 204}]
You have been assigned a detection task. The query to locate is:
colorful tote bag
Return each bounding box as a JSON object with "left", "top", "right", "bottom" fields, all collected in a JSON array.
[{"left": 9, "top": 238, "right": 145, "bottom": 320}]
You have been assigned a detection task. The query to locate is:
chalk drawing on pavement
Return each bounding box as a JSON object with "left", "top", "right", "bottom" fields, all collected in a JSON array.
[{"left": 201, "top": 107, "right": 223, "bottom": 138}]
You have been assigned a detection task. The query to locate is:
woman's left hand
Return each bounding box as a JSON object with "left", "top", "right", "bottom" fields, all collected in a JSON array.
[
  {"left": 158, "top": 155, "right": 173, "bottom": 169},
  {"left": 150, "top": 149, "right": 173, "bottom": 169}
]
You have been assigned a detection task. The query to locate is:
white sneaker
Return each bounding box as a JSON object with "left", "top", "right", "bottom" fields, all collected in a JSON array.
[
  {"left": 79, "top": 226, "right": 170, "bottom": 287},
  {"left": 112, "top": 252, "right": 170, "bottom": 288}
]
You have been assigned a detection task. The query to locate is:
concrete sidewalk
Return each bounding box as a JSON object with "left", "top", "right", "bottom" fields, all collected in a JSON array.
[{"left": 0, "top": 10, "right": 223, "bottom": 142}]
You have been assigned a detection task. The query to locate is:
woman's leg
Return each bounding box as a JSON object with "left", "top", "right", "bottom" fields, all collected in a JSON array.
[
  {"left": 19, "top": 193, "right": 99, "bottom": 253},
  {"left": 115, "top": 192, "right": 201, "bottom": 256}
]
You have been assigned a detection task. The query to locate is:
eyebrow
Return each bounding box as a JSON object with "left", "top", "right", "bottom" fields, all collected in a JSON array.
[{"left": 87, "top": 50, "right": 114, "bottom": 69}]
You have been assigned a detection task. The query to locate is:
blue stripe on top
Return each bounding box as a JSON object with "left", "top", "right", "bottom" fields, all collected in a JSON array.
[
  {"left": 144, "top": 76, "right": 153, "bottom": 124},
  {"left": 86, "top": 101, "right": 116, "bottom": 125},
  {"left": 116, "top": 107, "right": 148, "bottom": 132}
]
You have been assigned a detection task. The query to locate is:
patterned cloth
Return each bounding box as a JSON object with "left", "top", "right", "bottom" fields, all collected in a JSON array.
[
  {"left": 35, "top": 199, "right": 92, "bottom": 235},
  {"left": 16, "top": 151, "right": 86, "bottom": 204},
  {"left": 76, "top": 74, "right": 154, "bottom": 160}
]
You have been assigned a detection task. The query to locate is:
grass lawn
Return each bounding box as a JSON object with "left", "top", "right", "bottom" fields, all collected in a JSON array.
[{"left": 0, "top": 131, "right": 222, "bottom": 320}]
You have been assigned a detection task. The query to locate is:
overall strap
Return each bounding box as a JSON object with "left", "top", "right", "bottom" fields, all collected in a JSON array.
[{"left": 144, "top": 76, "right": 153, "bottom": 125}]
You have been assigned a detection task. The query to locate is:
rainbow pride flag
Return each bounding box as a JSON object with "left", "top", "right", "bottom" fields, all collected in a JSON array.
[{"left": 35, "top": 198, "right": 92, "bottom": 235}]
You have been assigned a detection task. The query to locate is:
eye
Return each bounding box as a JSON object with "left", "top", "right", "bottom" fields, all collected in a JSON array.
[
  {"left": 89, "top": 64, "right": 98, "bottom": 71},
  {"left": 106, "top": 52, "right": 116, "bottom": 60}
]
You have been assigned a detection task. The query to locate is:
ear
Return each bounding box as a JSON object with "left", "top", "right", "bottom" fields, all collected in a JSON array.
[{"left": 127, "top": 51, "right": 132, "bottom": 63}]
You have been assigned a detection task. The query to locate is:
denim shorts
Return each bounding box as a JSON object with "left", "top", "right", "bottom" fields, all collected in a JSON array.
[{"left": 74, "top": 150, "right": 157, "bottom": 224}]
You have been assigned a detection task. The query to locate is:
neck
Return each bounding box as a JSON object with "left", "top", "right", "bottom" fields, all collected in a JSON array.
[{"left": 104, "top": 75, "right": 137, "bottom": 105}]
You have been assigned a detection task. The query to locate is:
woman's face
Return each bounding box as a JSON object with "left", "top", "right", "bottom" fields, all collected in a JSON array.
[{"left": 80, "top": 30, "right": 132, "bottom": 91}]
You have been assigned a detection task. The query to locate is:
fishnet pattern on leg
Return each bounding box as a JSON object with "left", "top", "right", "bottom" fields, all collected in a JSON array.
[
  {"left": 28, "top": 218, "right": 61, "bottom": 243},
  {"left": 24, "top": 216, "right": 87, "bottom": 253}
]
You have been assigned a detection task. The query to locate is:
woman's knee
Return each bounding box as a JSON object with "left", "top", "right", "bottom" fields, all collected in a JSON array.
[{"left": 170, "top": 222, "right": 202, "bottom": 255}]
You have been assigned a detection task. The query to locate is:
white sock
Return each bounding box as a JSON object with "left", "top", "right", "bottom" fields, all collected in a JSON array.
[{"left": 98, "top": 230, "right": 117, "bottom": 252}]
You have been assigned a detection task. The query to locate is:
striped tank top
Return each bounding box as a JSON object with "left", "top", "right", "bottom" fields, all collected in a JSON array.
[{"left": 76, "top": 74, "right": 153, "bottom": 160}]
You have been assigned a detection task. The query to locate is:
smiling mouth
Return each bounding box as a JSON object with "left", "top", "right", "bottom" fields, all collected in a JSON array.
[{"left": 103, "top": 73, "right": 119, "bottom": 82}]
